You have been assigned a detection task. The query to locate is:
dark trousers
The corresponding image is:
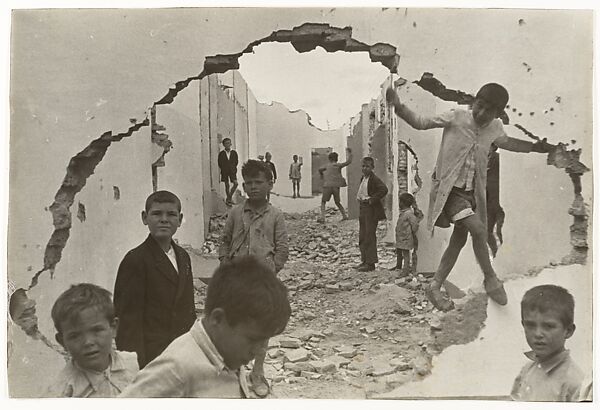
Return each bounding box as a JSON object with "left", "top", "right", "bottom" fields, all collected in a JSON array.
[{"left": 359, "top": 203, "right": 378, "bottom": 265}]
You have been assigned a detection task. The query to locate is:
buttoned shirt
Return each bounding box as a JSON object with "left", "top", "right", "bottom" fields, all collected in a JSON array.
[
  {"left": 511, "top": 349, "right": 584, "bottom": 402},
  {"left": 46, "top": 350, "right": 139, "bottom": 397},
  {"left": 218, "top": 200, "right": 288, "bottom": 272},
  {"left": 357, "top": 176, "right": 370, "bottom": 201},
  {"left": 454, "top": 146, "right": 476, "bottom": 191},
  {"left": 120, "top": 320, "right": 252, "bottom": 398}
]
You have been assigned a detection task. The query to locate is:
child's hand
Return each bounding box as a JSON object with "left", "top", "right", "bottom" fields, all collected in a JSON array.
[
  {"left": 531, "top": 138, "right": 554, "bottom": 153},
  {"left": 385, "top": 87, "right": 399, "bottom": 104}
]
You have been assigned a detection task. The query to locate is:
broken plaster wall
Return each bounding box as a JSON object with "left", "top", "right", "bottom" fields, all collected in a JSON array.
[
  {"left": 154, "top": 82, "right": 205, "bottom": 250},
  {"left": 256, "top": 101, "right": 345, "bottom": 198}
]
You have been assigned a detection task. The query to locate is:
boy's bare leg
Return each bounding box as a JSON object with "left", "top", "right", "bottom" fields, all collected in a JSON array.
[
  {"left": 460, "top": 215, "right": 507, "bottom": 305},
  {"left": 224, "top": 181, "right": 231, "bottom": 203},
  {"left": 250, "top": 341, "right": 269, "bottom": 397},
  {"left": 400, "top": 249, "right": 411, "bottom": 276},
  {"left": 335, "top": 201, "right": 348, "bottom": 220},
  {"left": 428, "top": 224, "right": 468, "bottom": 311},
  {"left": 230, "top": 181, "right": 238, "bottom": 203},
  {"left": 319, "top": 201, "right": 326, "bottom": 222}
]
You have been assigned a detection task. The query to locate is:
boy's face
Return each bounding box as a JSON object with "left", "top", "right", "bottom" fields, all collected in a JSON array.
[
  {"left": 56, "top": 307, "right": 117, "bottom": 372},
  {"left": 522, "top": 308, "right": 575, "bottom": 361},
  {"left": 472, "top": 98, "right": 501, "bottom": 127},
  {"left": 361, "top": 160, "right": 374, "bottom": 177},
  {"left": 142, "top": 201, "right": 183, "bottom": 241},
  {"left": 265, "top": 153, "right": 272, "bottom": 161},
  {"left": 243, "top": 172, "right": 272, "bottom": 201},
  {"left": 223, "top": 140, "right": 232, "bottom": 150},
  {"left": 207, "top": 309, "right": 272, "bottom": 370}
]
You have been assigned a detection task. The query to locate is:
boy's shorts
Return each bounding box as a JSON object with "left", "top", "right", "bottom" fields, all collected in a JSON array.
[
  {"left": 322, "top": 186, "right": 340, "bottom": 202},
  {"left": 435, "top": 187, "right": 476, "bottom": 228},
  {"left": 221, "top": 173, "right": 237, "bottom": 183}
]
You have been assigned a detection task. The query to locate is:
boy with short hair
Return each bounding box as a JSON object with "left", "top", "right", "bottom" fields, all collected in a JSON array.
[
  {"left": 318, "top": 147, "right": 353, "bottom": 223},
  {"left": 46, "top": 283, "right": 139, "bottom": 397},
  {"left": 219, "top": 159, "right": 289, "bottom": 397},
  {"left": 386, "top": 84, "right": 552, "bottom": 311},
  {"left": 356, "top": 156, "right": 389, "bottom": 272},
  {"left": 114, "top": 190, "right": 196, "bottom": 369},
  {"left": 511, "top": 285, "right": 584, "bottom": 401},
  {"left": 289, "top": 154, "right": 303, "bottom": 198},
  {"left": 120, "top": 256, "right": 291, "bottom": 398},
  {"left": 218, "top": 137, "right": 239, "bottom": 206}
]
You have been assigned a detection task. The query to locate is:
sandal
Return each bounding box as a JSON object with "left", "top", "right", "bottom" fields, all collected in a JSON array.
[
  {"left": 426, "top": 285, "right": 455, "bottom": 312},
  {"left": 484, "top": 278, "right": 508, "bottom": 306},
  {"left": 249, "top": 373, "right": 270, "bottom": 398}
]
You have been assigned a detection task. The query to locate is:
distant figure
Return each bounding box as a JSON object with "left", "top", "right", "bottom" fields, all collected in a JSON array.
[
  {"left": 387, "top": 82, "right": 552, "bottom": 311},
  {"left": 390, "top": 193, "right": 419, "bottom": 277},
  {"left": 46, "top": 284, "right": 139, "bottom": 397},
  {"left": 264, "top": 152, "right": 277, "bottom": 202},
  {"left": 511, "top": 285, "right": 584, "bottom": 402},
  {"left": 355, "top": 156, "right": 389, "bottom": 272},
  {"left": 289, "top": 155, "right": 303, "bottom": 198},
  {"left": 218, "top": 138, "right": 239, "bottom": 206},
  {"left": 318, "top": 148, "right": 352, "bottom": 223},
  {"left": 114, "top": 191, "right": 196, "bottom": 369},
  {"left": 486, "top": 143, "right": 505, "bottom": 257},
  {"left": 258, "top": 154, "right": 265, "bottom": 161}
]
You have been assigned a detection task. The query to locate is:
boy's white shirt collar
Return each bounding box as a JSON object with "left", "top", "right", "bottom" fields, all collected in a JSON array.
[
  {"left": 524, "top": 348, "right": 570, "bottom": 374},
  {"left": 70, "top": 350, "right": 126, "bottom": 396}
]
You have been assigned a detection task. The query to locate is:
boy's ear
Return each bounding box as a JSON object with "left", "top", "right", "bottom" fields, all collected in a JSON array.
[
  {"left": 111, "top": 318, "right": 119, "bottom": 338},
  {"left": 55, "top": 332, "right": 64, "bottom": 347},
  {"left": 178, "top": 213, "right": 183, "bottom": 226},
  {"left": 141, "top": 210, "right": 148, "bottom": 226},
  {"left": 565, "top": 323, "right": 576, "bottom": 339},
  {"left": 207, "top": 308, "right": 227, "bottom": 327}
]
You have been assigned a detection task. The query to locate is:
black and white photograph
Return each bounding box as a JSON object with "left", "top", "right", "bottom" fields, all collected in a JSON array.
[{"left": 3, "top": 1, "right": 595, "bottom": 406}]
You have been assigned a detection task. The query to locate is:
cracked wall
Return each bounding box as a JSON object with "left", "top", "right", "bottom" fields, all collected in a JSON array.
[{"left": 8, "top": 8, "right": 592, "bottom": 398}]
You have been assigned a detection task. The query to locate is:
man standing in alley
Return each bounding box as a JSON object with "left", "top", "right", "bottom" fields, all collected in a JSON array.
[
  {"left": 264, "top": 152, "right": 277, "bottom": 202},
  {"left": 218, "top": 138, "right": 238, "bottom": 206},
  {"left": 356, "top": 157, "right": 388, "bottom": 272}
]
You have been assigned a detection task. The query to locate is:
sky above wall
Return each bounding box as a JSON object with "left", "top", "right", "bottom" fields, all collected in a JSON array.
[{"left": 239, "top": 43, "right": 391, "bottom": 130}]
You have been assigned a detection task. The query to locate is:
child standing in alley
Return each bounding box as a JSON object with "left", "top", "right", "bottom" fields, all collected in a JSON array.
[
  {"left": 289, "top": 154, "right": 303, "bottom": 198},
  {"left": 386, "top": 83, "right": 552, "bottom": 311},
  {"left": 46, "top": 284, "right": 139, "bottom": 397},
  {"left": 218, "top": 138, "right": 239, "bottom": 206},
  {"left": 390, "top": 193, "right": 419, "bottom": 277},
  {"left": 318, "top": 148, "right": 353, "bottom": 223},
  {"left": 218, "top": 159, "right": 289, "bottom": 398},
  {"left": 511, "top": 285, "right": 584, "bottom": 401}
]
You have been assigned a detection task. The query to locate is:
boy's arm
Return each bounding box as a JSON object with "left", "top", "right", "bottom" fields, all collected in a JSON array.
[
  {"left": 218, "top": 210, "right": 235, "bottom": 263},
  {"left": 217, "top": 151, "right": 224, "bottom": 170},
  {"left": 114, "top": 253, "right": 147, "bottom": 366},
  {"left": 368, "top": 176, "right": 389, "bottom": 203},
  {"left": 119, "top": 359, "right": 186, "bottom": 398},
  {"left": 494, "top": 134, "right": 553, "bottom": 154},
  {"left": 289, "top": 163, "right": 293, "bottom": 179},
  {"left": 318, "top": 166, "right": 326, "bottom": 177},
  {"left": 273, "top": 212, "right": 289, "bottom": 273},
  {"left": 386, "top": 87, "right": 453, "bottom": 130},
  {"left": 232, "top": 150, "right": 239, "bottom": 167},
  {"left": 338, "top": 148, "right": 353, "bottom": 168},
  {"left": 272, "top": 164, "right": 277, "bottom": 180}
]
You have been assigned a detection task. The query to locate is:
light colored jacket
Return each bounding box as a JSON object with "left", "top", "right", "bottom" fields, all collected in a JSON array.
[
  {"left": 395, "top": 106, "right": 533, "bottom": 232},
  {"left": 219, "top": 200, "right": 288, "bottom": 272}
]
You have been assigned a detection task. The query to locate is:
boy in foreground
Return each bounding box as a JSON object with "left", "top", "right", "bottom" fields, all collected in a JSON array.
[
  {"left": 511, "top": 285, "right": 584, "bottom": 401},
  {"left": 120, "top": 256, "right": 291, "bottom": 398}
]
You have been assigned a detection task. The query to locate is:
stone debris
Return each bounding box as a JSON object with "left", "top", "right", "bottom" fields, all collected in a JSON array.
[{"left": 285, "top": 348, "right": 311, "bottom": 363}]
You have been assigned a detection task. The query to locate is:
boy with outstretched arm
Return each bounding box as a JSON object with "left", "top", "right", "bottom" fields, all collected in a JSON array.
[{"left": 386, "top": 83, "right": 552, "bottom": 311}]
